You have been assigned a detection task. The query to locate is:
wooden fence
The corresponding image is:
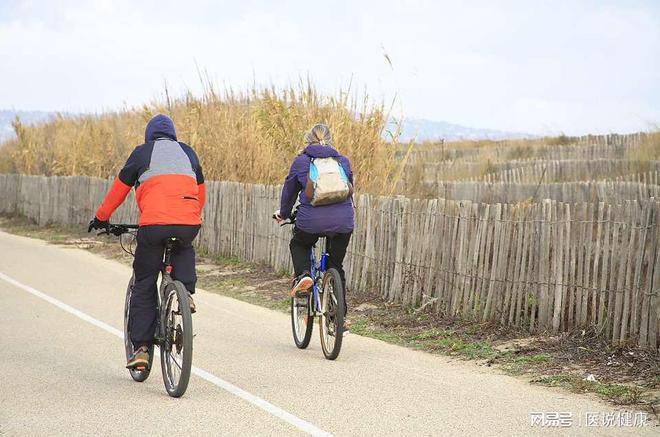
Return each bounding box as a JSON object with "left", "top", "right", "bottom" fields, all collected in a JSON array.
[
  {"left": 399, "top": 132, "right": 648, "bottom": 163},
  {"left": 402, "top": 141, "right": 640, "bottom": 163},
  {"left": 474, "top": 160, "right": 660, "bottom": 184},
  {"left": 0, "top": 174, "right": 658, "bottom": 350},
  {"left": 414, "top": 180, "right": 660, "bottom": 204},
  {"left": 408, "top": 159, "right": 660, "bottom": 186}
]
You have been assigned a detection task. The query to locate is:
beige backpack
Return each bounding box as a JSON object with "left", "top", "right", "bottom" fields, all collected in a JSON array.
[{"left": 304, "top": 157, "right": 352, "bottom": 206}]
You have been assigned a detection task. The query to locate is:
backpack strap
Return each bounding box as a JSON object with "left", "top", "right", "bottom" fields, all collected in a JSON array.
[
  {"left": 304, "top": 160, "right": 315, "bottom": 200},
  {"left": 302, "top": 151, "right": 315, "bottom": 163}
]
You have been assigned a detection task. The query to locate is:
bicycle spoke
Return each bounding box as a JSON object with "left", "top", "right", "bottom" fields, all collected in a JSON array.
[
  {"left": 163, "top": 291, "right": 182, "bottom": 389},
  {"left": 169, "top": 352, "right": 183, "bottom": 370},
  {"left": 171, "top": 361, "right": 179, "bottom": 385}
]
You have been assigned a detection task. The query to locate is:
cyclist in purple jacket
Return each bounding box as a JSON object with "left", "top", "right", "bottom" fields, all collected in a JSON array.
[{"left": 275, "top": 124, "right": 354, "bottom": 322}]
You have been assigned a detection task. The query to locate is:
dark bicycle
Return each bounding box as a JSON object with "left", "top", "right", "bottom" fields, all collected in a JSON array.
[
  {"left": 97, "top": 224, "right": 193, "bottom": 398},
  {"left": 275, "top": 212, "right": 346, "bottom": 360}
]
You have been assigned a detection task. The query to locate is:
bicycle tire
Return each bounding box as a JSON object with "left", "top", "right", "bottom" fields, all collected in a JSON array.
[
  {"left": 160, "top": 280, "right": 193, "bottom": 398},
  {"left": 124, "top": 274, "right": 154, "bottom": 382},
  {"left": 319, "top": 268, "right": 345, "bottom": 360},
  {"left": 291, "top": 292, "right": 313, "bottom": 348}
]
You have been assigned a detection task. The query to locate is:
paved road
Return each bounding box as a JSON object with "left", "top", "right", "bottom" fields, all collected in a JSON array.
[{"left": 0, "top": 230, "right": 654, "bottom": 436}]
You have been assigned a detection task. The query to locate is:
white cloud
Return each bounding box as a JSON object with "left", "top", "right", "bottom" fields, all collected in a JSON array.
[{"left": 0, "top": 0, "right": 658, "bottom": 134}]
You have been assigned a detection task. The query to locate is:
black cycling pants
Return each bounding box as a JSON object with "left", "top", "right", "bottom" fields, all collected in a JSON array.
[
  {"left": 130, "top": 224, "right": 200, "bottom": 348},
  {"left": 289, "top": 227, "right": 351, "bottom": 314}
]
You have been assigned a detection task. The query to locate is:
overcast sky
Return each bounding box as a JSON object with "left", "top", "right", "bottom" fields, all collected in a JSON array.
[{"left": 1, "top": 0, "right": 658, "bottom": 135}]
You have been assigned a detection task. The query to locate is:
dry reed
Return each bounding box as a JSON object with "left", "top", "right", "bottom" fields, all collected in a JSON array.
[
  {"left": 3, "top": 86, "right": 657, "bottom": 199},
  {"left": 0, "top": 82, "right": 400, "bottom": 195}
]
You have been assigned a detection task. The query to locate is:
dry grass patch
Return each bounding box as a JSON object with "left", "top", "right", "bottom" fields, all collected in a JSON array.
[{"left": 1, "top": 82, "right": 401, "bottom": 195}]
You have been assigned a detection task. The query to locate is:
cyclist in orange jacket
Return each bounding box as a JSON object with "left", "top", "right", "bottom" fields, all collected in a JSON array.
[{"left": 89, "top": 114, "right": 205, "bottom": 369}]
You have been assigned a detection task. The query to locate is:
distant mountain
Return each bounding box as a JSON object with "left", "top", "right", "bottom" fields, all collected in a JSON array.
[
  {"left": 390, "top": 117, "right": 535, "bottom": 142},
  {"left": 0, "top": 110, "right": 55, "bottom": 142}
]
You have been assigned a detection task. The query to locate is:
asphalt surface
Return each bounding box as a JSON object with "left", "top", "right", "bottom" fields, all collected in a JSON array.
[{"left": 0, "top": 230, "right": 655, "bottom": 436}]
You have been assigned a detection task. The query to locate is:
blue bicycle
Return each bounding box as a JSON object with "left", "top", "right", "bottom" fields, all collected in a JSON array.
[{"left": 277, "top": 212, "right": 345, "bottom": 360}]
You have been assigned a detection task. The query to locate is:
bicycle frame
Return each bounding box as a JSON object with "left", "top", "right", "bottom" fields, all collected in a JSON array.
[
  {"left": 115, "top": 228, "right": 178, "bottom": 348},
  {"left": 105, "top": 223, "right": 194, "bottom": 396},
  {"left": 309, "top": 238, "right": 329, "bottom": 315},
  {"left": 154, "top": 238, "right": 178, "bottom": 345},
  {"left": 279, "top": 213, "right": 345, "bottom": 359}
]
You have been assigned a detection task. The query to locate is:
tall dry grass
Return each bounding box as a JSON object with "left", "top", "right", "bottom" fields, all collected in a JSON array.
[
  {"left": 3, "top": 86, "right": 656, "bottom": 199},
  {"left": 0, "top": 83, "right": 400, "bottom": 195},
  {"left": 626, "top": 130, "right": 660, "bottom": 161}
]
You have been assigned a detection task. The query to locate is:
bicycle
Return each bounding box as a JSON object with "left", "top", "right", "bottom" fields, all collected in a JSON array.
[
  {"left": 275, "top": 212, "right": 346, "bottom": 360},
  {"left": 96, "top": 224, "right": 194, "bottom": 398}
]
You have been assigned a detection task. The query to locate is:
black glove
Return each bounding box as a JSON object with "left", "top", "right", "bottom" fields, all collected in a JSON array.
[{"left": 88, "top": 217, "right": 109, "bottom": 233}]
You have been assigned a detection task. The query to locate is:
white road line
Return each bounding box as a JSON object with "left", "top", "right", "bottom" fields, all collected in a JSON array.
[{"left": 0, "top": 271, "right": 332, "bottom": 437}]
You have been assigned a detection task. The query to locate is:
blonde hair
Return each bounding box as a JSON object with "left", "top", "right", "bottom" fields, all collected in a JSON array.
[{"left": 303, "top": 123, "right": 332, "bottom": 146}]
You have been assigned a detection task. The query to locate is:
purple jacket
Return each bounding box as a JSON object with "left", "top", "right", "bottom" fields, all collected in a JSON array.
[{"left": 280, "top": 144, "right": 355, "bottom": 234}]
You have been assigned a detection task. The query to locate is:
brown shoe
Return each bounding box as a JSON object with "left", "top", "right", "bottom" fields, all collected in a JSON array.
[
  {"left": 343, "top": 320, "right": 350, "bottom": 336},
  {"left": 290, "top": 275, "right": 313, "bottom": 297},
  {"left": 126, "top": 346, "right": 149, "bottom": 369}
]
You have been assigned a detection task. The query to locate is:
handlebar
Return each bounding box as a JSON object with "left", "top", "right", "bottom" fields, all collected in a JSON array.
[
  {"left": 97, "top": 223, "right": 139, "bottom": 236},
  {"left": 273, "top": 209, "right": 297, "bottom": 226},
  {"left": 272, "top": 214, "right": 294, "bottom": 226}
]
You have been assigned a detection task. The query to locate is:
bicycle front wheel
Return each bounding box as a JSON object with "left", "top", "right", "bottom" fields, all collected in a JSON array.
[
  {"left": 160, "top": 280, "right": 193, "bottom": 398},
  {"left": 319, "top": 268, "right": 345, "bottom": 360},
  {"left": 291, "top": 291, "right": 313, "bottom": 348},
  {"left": 124, "top": 274, "right": 154, "bottom": 382}
]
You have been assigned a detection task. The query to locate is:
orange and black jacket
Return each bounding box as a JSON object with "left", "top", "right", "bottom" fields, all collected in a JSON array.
[{"left": 96, "top": 139, "right": 205, "bottom": 226}]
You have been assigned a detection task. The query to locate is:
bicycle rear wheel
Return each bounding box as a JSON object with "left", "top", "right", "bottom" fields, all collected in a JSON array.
[
  {"left": 160, "top": 280, "right": 193, "bottom": 398},
  {"left": 291, "top": 291, "right": 313, "bottom": 348},
  {"left": 124, "top": 274, "right": 154, "bottom": 382},
  {"left": 319, "top": 268, "right": 345, "bottom": 360}
]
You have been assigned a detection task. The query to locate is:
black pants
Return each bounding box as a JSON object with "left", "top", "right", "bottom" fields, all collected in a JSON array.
[
  {"left": 130, "top": 224, "right": 200, "bottom": 348},
  {"left": 289, "top": 227, "right": 352, "bottom": 314}
]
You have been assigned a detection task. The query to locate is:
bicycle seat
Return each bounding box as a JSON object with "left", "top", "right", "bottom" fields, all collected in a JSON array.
[{"left": 165, "top": 237, "right": 180, "bottom": 247}]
